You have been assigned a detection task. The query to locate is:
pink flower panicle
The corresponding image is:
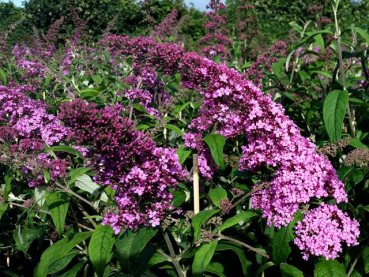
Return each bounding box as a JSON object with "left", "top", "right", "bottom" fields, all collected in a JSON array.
[
  {"left": 58, "top": 99, "right": 187, "bottom": 233},
  {"left": 294, "top": 203, "right": 360, "bottom": 260}
]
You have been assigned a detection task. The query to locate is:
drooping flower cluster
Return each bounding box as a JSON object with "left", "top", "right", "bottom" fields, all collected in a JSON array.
[
  {"left": 294, "top": 203, "right": 360, "bottom": 260},
  {"left": 0, "top": 86, "right": 70, "bottom": 145},
  {"left": 101, "top": 34, "right": 358, "bottom": 257},
  {"left": 58, "top": 99, "right": 187, "bottom": 233}
]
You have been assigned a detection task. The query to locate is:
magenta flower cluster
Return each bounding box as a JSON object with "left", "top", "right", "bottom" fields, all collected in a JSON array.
[
  {"left": 101, "top": 34, "right": 359, "bottom": 258},
  {"left": 0, "top": 86, "right": 70, "bottom": 187},
  {"left": 0, "top": 86, "right": 70, "bottom": 145},
  {"left": 58, "top": 99, "right": 187, "bottom": 234},
  {"left": 294, "top": 203, "right": 359, "bottom": 260}
]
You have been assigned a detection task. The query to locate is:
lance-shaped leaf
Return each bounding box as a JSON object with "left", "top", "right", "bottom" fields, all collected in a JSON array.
[
  {"left": 37, "top": 232, "right": 92, "bottom": 277},
  {"left": 218, "top": 211, "right": 257, "bottom": 232},
  {"left": 192, "top": 209, "right": 220, "bottom": 243},
  {"left": 176, "top": 145, "right": 192, "bottom": 164},
  {"left": 192, "top": 240, "right": 218, "bottom": 277},
  {"left": 323, "top": 90, "right": 349, "bottom": 142},
  {"left": 45, "top": 192, "right": 70, "bottom": 235},
  {"left": 115, "top": 227, "right": 158, "bottom": 274},
  {"left": 314, "top": 259, "right": 346, "bottom": 277},
  {"left": 280, "top": 263, "right": 303, "bottom": 277},
  {"left": 209, "top": 187, "right": 227, "bottom": 208},
  {"left": 88, "top": 224, "right": 115, "bottom": 277},
  {"left": 204, "top": 134, "right": 226, "bottom": 171}
]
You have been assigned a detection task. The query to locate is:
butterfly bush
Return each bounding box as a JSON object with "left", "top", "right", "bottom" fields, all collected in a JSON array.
[
  {"left": 4, "top": 27, "right": 359, "bottom": 258},
  {"left": 101, "top": 34, "right": 359, "bottom": 258},
  {"left": 58, "top": 99, "right": 188, "bottom": 234}
]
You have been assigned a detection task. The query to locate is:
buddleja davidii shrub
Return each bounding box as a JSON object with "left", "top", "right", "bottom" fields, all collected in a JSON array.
[{"left": 97, "top": 34, "right": 362, "bottom": 274}]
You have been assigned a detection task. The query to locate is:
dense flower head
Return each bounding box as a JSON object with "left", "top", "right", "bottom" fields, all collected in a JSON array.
[
  {"left": 58, "top": 99, "right": 188, "bottom": 233},
  {"left": 294, "top": 203, "right": 360, "bottom": 260},
  {"left": 0, "top": 86, "right": 70, "bottom": 145}
]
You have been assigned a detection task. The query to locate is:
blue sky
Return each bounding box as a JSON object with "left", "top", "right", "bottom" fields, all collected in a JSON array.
[
  {"left": 185, "top": 0, "right": 208, "bottom": 11},
  {"left": 9, "top": 0, "right": 208, "bottom": 10}
]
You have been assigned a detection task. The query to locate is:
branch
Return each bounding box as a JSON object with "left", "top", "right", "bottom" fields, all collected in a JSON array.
[
  {"left": 214, "top": 233, "right": 269, "bottom": 259},
  {"left": 162, "top": 230, "right": 186, "bottom": 277}
]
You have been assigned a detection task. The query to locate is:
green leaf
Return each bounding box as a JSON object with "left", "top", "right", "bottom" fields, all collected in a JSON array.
[
  {"left": 349, "top": 138, "right": 369, "bottom": 150},
  {"left": 115, "top": 227, "right": 158, "bottom": 273},
  {"left": 218, "top": 212, "right": 257, "bottom": 232},
  {"left": 56, "top": 263, "right": 84, "bottom": 277},
  {"left": 0, "top": 203, "right": 8, "bottom": 219},
  {"left": 216, "top": 241, "right": 252, "bottom": 276},
  {"left": 323, "top": 90, "right": 349, "bottom": 142},
  {"left": 192, "top": 209, "right": 220, "bottom": 243},
  {"left": 344, "top": 27, "right": 369, "bottom": 45},
  {"left": 311, "top": 71, "right": 332, "bottom": 79},
  {"left": 272, "top": 214, "right": 303, "bottom": 264},
  {"left": 135, "top": 124, "right": 151, "bottom": 131},
  {"left": 0, "top": 68, "right": 8, "bottom": 85},
  {"left": 156, "top": 35, "right": 163, "bottom": 44},
  {"left": 337, "top": 166, "right": 354, "bottom": 182},
  {"left": 203, "top": 134, "right": 226, "bottom": 171},
  {"left": 92, "top": 75, "right": 103, "bottom": 85},
  {"left": 314, "top": 259, "right": 346, "bottom": 277},
  {"left": 349, "top": 98, "right": 369, "bottom": 108},
  {"left": 209, "top": 187, "right": 227, "bottom": 208},
  {"left": 205, "top": 262, "right": 226, "bottom": 277},
  {"left": 255, "top": 261, "right": 274, "bottom": 276},
  {"left": 3, "top": 168, "right": 12, "bottom": 201},
  {"left": 172, "top": 189, "right": 186, "bottom": 207},
  {"left": 75, "top": 174, "right": 108, "bottom": 202},
  {"left": 45, "top": 192, "right": 70, "bottom": 235},
  {"left": 292, "top": 30, "right": 334, "bottom": 50},
  {"left": 280, "top": 263, "right": 304, "bottom": 277},
  {"left": 147, "top": 252, "right": 170, "bottom": 269},
  {"left": 45, "top": 146, "right": 83, "bottom": 159},
  {"left": 176, "top": 145, "right": 191, "bottom": 164},
  {"left": 88, "top": 224, "right": 115, "bottom": 277},
  {"left": 68, "top": 167, "right": 91, "bottom": 186},
  {"left": 363, "top": 247, "right": 369, "bottom": 274},
  {"left": 37, "top": 232, "right": 92, "bottom": 277},
  {"left": 165, "top": 124, "right": 184, "bottom": 137},
  {"left": 80, "top": 88, "right": 100, "bottom": 99},
  {"left": 272, "top": 59, "right": 286, "bottom": 79},
  {"left": 35, "top": 186, "right": 47, "bottom": 206},
  {"left": 314, "top": 34, "right": 325, "bottom": 53},
  {"left": 272, "top": 226, "right": 292, "bottom": 264},
  {"left": 193, "top": 240, "right": 218, "bottom": 277},
  {"left": 47, "top": 249, "right": 80, "bottom": 274},
  {"left": 42, "top": 170, "right": 51, "bottom": 184}
]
